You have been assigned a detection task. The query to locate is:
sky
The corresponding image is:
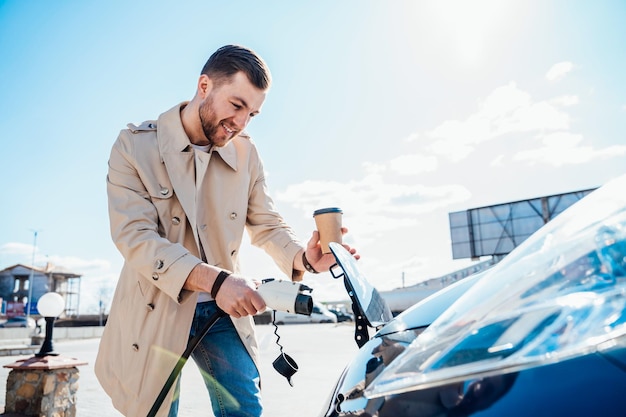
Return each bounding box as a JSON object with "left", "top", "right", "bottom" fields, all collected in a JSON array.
[{"left": 1, "top": 0, "right": 625, "bottom": 314}]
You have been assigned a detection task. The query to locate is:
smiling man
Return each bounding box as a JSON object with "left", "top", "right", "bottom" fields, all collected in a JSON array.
[
  {"left": 187, "top": 71, "right": 265, "bottom": 148},
  {"left": 95, "top": 45, "right": 357, "bottom": 417}
]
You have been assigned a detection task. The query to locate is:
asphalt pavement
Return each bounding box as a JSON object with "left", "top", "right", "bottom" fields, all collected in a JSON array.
[{"left": 1, "top": 323, "right": 358, "bottom": 417}]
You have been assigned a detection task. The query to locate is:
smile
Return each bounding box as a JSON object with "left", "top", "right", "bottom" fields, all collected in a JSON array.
[{"left": 222, "top": 123, "right": 234, "bottom": 134}]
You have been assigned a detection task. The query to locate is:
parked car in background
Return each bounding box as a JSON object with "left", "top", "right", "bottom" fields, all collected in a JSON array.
[
  {"left": 0, "top": 316, "right": 36, "bottom": 328},
  {"left": 273, "top": 301, "right": 337, "bottom": 324},
  {"left": 329, "top": 308, "right": 354, "bottom": 322}
]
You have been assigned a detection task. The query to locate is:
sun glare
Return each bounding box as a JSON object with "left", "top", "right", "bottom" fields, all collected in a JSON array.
[{"left": 426, "top": 0, "right": 523, "bottom": 68}]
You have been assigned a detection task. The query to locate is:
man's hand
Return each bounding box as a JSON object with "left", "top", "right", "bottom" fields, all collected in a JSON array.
[
  {"left": 185, "top": 264, "right": 266, "bottom": 318},
  {"left": 303, "top": 227, "right": 359, "bottom": 272},
  {"left": 214, "top": 273, "right": 266, "bottom": 318}
]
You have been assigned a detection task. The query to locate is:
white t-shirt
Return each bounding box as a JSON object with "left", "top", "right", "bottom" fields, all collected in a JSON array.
[{"left": 191, "top": 143, "right": 214, "bottom": 303}]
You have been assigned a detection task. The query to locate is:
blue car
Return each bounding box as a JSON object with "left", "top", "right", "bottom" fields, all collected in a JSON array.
[{"left": 322, "top": 173, "right": 626, "bottom": 417}]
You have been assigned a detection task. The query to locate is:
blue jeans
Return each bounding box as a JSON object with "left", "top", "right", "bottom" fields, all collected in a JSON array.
[{"left": 168, "top": 301, "right": 262, "bottom": 417}]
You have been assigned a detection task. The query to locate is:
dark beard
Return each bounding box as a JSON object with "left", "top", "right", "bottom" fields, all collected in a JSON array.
[{"left": 198, "top": 97, "right": 219, "bottom": 145}]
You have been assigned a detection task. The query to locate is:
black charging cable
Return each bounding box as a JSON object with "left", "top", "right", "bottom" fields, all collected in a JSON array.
[{"left": 147, "top": 308, "right": 227, "bottom": 417}]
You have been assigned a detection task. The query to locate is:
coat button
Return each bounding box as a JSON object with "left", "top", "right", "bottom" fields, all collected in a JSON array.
[
  {"left": 147, "top": 303, "right": 155, "bottom": 311},
  {"left": 172, "top": 217, "right": 180, "bottom": 225},
  {"left": 152, "top": 273, "right": 159, "bottom": 280},
  {"left": 132, "top": 343, "right": 139, "bottom": 352},
  {"left": 156, "top": 259, "right": 164, "bottom": 269},
  {"left": 229, "top": 212, "right": 237, "bottom": 220},
  {"left": 159, "top": 186, "right": 169, "bottom": 196}
]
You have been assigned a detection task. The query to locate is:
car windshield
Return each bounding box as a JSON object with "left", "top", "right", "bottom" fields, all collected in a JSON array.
[{"left": 366, "top": 173, "right": 626, "bottom": 398}]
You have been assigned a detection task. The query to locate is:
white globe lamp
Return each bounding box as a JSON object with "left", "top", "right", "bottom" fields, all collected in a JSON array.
[{"left": 36, "top": 292, "right": 65, "bottom": 357}]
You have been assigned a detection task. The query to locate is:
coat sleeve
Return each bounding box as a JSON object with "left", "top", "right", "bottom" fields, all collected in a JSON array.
[
  {"left": 244, "top": 142, "right": 306, "bottom": 281},
  {"left": 107, "top": 130, "right": 201, "bottom": 302}
]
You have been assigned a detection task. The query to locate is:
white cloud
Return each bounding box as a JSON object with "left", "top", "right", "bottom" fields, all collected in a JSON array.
[
  {"left": 508, "top": 101, "right": 571, "bottom": 132},
  {"left": 514, "top": 131, "right": 626, "bottom": 166},
  {"left": 414, "top": 80, "right": 622, "bottom": 169},
  {"left": 490, "top": 154, "right": 505, "bottom": 166},
  {"left": 542, "top": 131, "right": 583, "bottom": 148},
  {"left": 0, "top": 242, "right": 111, "bottom": 273},
  {"left": 0, "top": 242, "right": 46, "bottom": 269},
  {"left": 546, "top": 61, "right": 574, "bottom": 82},
  {"left": 277, "top": 174, "right": 471, "bottom": 241},
  {"left": 78, "top": 272, "right": 119, "bottom": 314},
  {"left": 362, "top": 161, "right": 387, "bottom": 175},
  {"left": 550, "top": 95, "right": 579, "bottom": 107},
  {"left": 482, "top": 81, "right": 532, "bottom": 116},
  {"left": 0, "top": 242, "right": 34, "bottom": 257},
  {"left": 430, "top": 135, "right": 474, "bottom": 162},
  {"left": 389, "top": 153, "right": 438, "bottom": 175},
  {"left": 404, "top": 132, "right": 420, "bottom": 142},
  {"left": 45, "top": 255, "right": 111, "bottom": 273},
  {"left": 426, "top": 82, "right": 572, "bottom": 161}
]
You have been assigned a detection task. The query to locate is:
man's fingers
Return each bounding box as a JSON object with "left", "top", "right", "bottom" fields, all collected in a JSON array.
[
  {"left": 213, "top": 273, "right": 269, "bottom": 317},
  {"left": 308, "top": 230, "right": 320, "bottom": 248},
  {"left": 218, "top": 290, "right": 266, "bottom": 318},
  {"left": 251, "top": 292, "right": 267, "bottom": 312}
]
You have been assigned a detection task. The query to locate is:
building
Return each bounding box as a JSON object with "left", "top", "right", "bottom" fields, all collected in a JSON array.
[
  {"left": 0, "top": 263, "right": 81, "bottom": 318},
  {"left": 380, "top": 258, "right": 497, "bottom": 314}
]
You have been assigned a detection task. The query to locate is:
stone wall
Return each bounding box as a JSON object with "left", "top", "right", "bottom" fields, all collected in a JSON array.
[{"left": 5, "top": 366, "right": 80, "bottom": 417}]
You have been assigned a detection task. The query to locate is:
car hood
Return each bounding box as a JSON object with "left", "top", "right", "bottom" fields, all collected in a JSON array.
[{"left": 375, "top": 272, "right": 483, "bottom": 338}]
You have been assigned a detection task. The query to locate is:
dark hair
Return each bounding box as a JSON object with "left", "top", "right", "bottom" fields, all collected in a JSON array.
[{"left": 201, "top": 45, "right": 271, "bottom": 90}]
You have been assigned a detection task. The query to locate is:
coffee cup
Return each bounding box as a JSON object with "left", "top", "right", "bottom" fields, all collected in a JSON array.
[{"left": 313, "top": 207, "right": 343, "bottom": 254}]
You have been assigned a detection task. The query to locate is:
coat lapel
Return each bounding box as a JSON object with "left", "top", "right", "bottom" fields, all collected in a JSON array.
[
  {"left": 213, "top": 140, "right": 238, "bottom": 171},
  {"left": 157, "top": 104, "right": 198, "bottom": 239}
]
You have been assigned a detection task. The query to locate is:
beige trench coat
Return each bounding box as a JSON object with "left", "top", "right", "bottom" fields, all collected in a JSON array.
[{"left": 95, "top": 103, "right": 305, "bottom": 417}]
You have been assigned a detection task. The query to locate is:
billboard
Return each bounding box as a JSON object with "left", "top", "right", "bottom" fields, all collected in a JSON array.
[{"left": 449, "top": 188, "right": 597, "bottom": 260}]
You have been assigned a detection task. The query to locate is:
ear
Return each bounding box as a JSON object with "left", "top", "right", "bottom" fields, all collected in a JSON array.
[{"left": 198, "top": 74, "right": 213, "bottom": 98}]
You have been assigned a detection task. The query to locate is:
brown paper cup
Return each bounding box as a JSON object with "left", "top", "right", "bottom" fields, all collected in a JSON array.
[{"left": 313, "top": 207, "right": 343, "bottom": 254}]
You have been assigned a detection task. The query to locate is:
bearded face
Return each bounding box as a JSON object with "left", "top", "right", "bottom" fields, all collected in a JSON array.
[
  {"left": 198, "top": 95, "right": 237, "bottom": 147},
  {"left": 194, "top": 72, "right": 267, "bottom": 147}
]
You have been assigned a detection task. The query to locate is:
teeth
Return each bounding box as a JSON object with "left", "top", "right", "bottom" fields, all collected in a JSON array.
[{"left": 222, "top": 123, "right": 234, "bottom": 133}]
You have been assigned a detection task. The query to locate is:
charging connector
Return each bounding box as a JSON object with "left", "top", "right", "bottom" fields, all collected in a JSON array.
[{"left": 258, "top": 279, "right": 313, "bottom": 315}]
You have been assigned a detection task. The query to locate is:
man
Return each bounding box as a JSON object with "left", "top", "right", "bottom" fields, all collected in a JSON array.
[{"left": 95, "top": 45, "right": 357, "bottom": 417}]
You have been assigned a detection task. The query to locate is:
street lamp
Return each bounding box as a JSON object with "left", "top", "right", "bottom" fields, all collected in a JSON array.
[
  {"left": 35, "top": 292, "right": 65, "bottom": 357},
  {"left": 26, "top": 230, "right": 38, "bottom": 324}
]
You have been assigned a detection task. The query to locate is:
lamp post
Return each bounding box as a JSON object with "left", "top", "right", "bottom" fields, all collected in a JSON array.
[
  {"left": 35, "top": 292, "right": 65, "bottom": 357},
  {"left": 3, "top": 292, "right": 87, "bottom": 416},
  {"left": 25, "top": 230, "right": 38, "bottom": 324}
]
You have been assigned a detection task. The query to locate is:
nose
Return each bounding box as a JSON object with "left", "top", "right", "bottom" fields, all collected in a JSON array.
[{"left": 233, "top": 112, "right": 250, "bottom": 131}]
